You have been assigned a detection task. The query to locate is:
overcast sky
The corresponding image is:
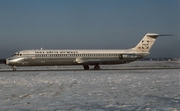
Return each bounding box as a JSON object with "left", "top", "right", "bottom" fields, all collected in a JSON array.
[{"left": 0, "top": 0, "right": 179, "bottom": 58}]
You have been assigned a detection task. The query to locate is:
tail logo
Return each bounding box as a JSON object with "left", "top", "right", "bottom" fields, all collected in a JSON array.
[{"left": 142, "top": 40, "right": 149, "bottom": 49}]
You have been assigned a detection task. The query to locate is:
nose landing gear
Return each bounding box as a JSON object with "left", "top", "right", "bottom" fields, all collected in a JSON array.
[
  {"left": 12, "top": 66, "right": 17, "bottom": 71},
  {"left": 83, "top": 65, "right": 89, "bottom": 70},
  {"left": 94, "top": 65, "right": 100, "bottom": 70}
]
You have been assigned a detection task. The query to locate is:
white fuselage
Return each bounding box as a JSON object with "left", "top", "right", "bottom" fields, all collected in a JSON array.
[{"left": 5, "top": 49, "right": 149, "bottom": 67}]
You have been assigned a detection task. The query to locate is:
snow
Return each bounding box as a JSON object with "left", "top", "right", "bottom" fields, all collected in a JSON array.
[{"left": 0, "top": 61, "right": 180, "bottom": 110}]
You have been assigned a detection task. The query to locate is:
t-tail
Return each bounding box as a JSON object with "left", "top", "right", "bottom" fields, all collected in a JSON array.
[{"left": 131, "top": 33, "right": 172, "bottom": 52}]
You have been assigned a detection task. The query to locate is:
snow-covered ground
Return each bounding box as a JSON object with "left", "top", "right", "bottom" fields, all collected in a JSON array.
[{"left": 0, "top": 61, "right": 180, "bottom": 111}]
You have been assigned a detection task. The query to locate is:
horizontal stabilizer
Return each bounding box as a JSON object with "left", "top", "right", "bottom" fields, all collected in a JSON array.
[
  {"left": 158, "top": 34, "right": 175, "bottom": 36},
  {"left": 145, "top": 33, "right": 174, "bottom": 38}
]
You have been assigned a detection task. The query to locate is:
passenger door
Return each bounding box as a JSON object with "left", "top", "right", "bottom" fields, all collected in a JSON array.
[
  {"left": 119, "top": 54, "right": 123, "bottom": 59},
  {"left": 23, "top": 51, "right": 29, "bottom": 63}
]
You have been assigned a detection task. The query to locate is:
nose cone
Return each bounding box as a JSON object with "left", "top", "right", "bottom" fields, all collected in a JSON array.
[
  {"left": 5, "top": 57, "right": 24, "bottom": 65},
  {"left": 5, "top": 59, "right": 9, "bottom": 65}
]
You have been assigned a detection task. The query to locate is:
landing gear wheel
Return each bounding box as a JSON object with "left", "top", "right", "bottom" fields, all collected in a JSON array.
[
  {"left": 12, "top": 66, "right": 16, "bottom": 71},
  {"left": 83, "top": 65, "right": 89, "bottom": 70},
  {"left": 94, "top": 65, "right": 100, "bottom": 70}
]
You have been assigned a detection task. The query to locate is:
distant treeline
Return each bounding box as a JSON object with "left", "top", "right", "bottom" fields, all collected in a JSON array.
[
  {"left": 0, "top": 59, "right": 5, "bottom": 64},
  {"left": 140, "top": 58, "right": 177, "bottom": 61}
]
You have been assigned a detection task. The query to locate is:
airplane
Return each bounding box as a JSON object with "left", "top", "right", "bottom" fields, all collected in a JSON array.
[{"left": 3, "top": 33, "right": 170, "bottom": 71}]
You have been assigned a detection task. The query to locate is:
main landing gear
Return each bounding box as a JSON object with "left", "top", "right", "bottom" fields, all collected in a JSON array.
[
  {"left": 12, "top": 66, "right": 17, "bottom": 71},
  {"left": 83, "top": 65, "right": 100, "bottom": 70},
  {"left": 94, "top": 65, "right": 100, "bottom": 70},
  {"left": 83, "top": 65, "right": 89, "bottom": 70}
]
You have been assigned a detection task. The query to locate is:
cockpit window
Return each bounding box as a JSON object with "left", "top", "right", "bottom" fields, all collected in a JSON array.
[
  {"left": 12, "top": 53, "right": 19, "bottom": 56},
  {"left": 11, "top": 51, "right": 25, "bottom": 57}
]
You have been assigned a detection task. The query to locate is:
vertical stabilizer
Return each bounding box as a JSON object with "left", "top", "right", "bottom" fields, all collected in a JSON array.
[{"left": 131, "top": 33, "right": 159, "bottom": 52}]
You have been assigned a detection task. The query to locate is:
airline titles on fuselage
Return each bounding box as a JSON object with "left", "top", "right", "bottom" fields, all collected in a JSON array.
[{"left": 35, "top": 51, "right": 79, "bottom": 54}]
